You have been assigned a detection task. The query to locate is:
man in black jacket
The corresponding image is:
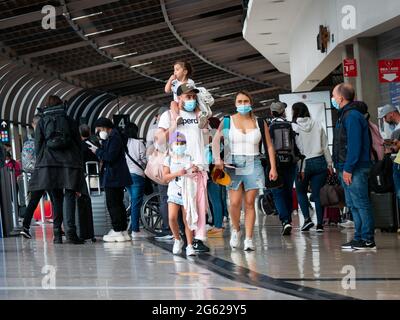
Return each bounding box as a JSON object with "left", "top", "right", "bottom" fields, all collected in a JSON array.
[{"left": 29, "top": 96, "right": 84, "bottom": 244}]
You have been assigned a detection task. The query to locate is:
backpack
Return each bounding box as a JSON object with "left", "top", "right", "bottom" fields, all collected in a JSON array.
[
  {"left": 43, "top": 110, "right": 72, "bottom": 150},
  {"left": 196, "top": 87, "right": 214, "bottom": 113},
  {"left": 369, "top": 154, "right": 394, "bottom": 193},
  {"left": 345, "top": 101, "right": 384, "bottom": 161},
  {"left": 269, "top": 118, "right": 299, "bottom": 166},
  {"left": 21, "top": 139, "right": 36, "bottom": 173}
]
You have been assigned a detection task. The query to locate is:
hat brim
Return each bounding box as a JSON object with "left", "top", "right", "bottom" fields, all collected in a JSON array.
[{"left": 211, "top": 168, "right": 231, "bottom": 186}]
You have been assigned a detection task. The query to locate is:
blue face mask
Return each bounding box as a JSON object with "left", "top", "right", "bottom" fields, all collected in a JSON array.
[
  {"left": 184, "top": 100, "right": 197, "bottom": 112},
  {"left": 172, "top": 145, "right": 186, "bottom": 156},
  {"left": 331, "top": 98, "right": 340, "bottom": 110},
  {"left": 237, "top": 104, "right": 252, "bottom": 115}
]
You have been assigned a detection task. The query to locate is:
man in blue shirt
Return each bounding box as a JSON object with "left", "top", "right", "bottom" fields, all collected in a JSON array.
[{"left": 332, "top": 83, "right": 376, "bottom": 250}]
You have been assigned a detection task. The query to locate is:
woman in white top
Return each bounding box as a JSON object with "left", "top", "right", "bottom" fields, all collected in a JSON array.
[
  {"left": 125, "top": 123, "right": 147, "bottom": 239},
  {"left": 213, "top": 91, "right": 278, "bottom": 251},
  {"left": 292, "top": 102, "right": 333, "bottom": 232}
]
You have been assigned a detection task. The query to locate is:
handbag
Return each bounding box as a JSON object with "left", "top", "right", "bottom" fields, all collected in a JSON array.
[
  {"left": 125, "top": 148, "right": 154, "bottom": 195},
  {"left": 319, "top": 173, "right": 345, "bottom": 208}
]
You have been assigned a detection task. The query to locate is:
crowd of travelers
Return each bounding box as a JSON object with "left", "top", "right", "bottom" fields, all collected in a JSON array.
[{"left": 6, "top": 58, "right": 400, "bottom": 255}]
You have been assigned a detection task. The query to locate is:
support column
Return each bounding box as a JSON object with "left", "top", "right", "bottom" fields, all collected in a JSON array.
[{"left": 353, "top": 37, "right": 380, "bottom": 123}]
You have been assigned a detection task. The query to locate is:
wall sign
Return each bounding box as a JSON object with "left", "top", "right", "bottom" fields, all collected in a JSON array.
[
  {"left": 343, "top": 58, "right": 357, "bottom": 77},
  {"left": 0, "top": 120, "right": 9, "bottom": 143},
  {"left": 379, "top": 59, "right": 400, "bottom": 83}
]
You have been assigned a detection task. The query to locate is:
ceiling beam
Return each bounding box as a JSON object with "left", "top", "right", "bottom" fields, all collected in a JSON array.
[
  {"left": 20, "top": 41, "right": 88, "bottom": 59},
  {"left": 0, "top": 0, "right": 120, "bottom": 30},
  {"left": 61, "top": 61, "right": 121, "bottom": 77}
]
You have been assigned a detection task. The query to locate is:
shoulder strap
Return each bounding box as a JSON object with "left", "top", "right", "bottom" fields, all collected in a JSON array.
[
  {"left": 222, "top": 116, "right": 230, "bottom": 141},
  {"left": 125, "top": 143, "right": 145, "bottom": 171},
  {"left": 258, "top": 118, "right": 268, "bottom": 155}
]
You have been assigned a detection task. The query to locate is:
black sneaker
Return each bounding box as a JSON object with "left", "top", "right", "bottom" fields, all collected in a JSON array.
[
  {"left": 20, "top": 228, "right": 32, "bottom": 239},
  {"left": 352, "top": 240, "right": 377, "bottom": 250},
  {"left": 193, "top": 239, "right": 210, "bottom": 253},
  {"left": 301, "top": 219, "right": 314, "bottom": 232},
  {"left": 316, "top": 224, "right": 324, "bottom": 233},
  {"left": 341, "top": 239, "right": 360, "bottom": 249},
  {"left": 281, "top": 223, "right": 292, "bottom": 236}
]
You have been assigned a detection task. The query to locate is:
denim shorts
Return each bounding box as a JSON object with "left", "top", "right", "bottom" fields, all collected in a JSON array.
[{"left": 226, "top": 155, "right": 265, "bottom": 191}]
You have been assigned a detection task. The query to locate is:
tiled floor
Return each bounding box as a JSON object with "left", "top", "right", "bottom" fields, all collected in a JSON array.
[
  {"left": 0, "top": 226, "right": 298, "bottom": 300},
  {"left": 0, "top": 213, "right": 399, "bottom": 300}
]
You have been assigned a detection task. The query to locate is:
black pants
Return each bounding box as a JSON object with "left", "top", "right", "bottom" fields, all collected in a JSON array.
[
  {"left": 157, "top": 184, "right": 169, "bottom": 232},
  {"left": 52, "top": 189, "right": 77, "bottom": 236},
  {"left": 105, "top": 187, "right": 127, "bottom": 232},
  {"left": 23, "top": 190, "right": 46, "bottom": 229}
]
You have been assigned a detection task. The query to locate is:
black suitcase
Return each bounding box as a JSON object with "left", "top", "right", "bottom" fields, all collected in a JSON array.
[
  {"left": 76, "top": 194, "right": 96, "bottom": 241},
  {"left": 370, "top": 192, "right": 399, "bottom": 232}
]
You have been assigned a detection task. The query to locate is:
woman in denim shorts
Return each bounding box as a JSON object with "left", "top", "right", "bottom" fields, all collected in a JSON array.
[{"left": 212, "top": 91, "right": 278, "bottom": 251}]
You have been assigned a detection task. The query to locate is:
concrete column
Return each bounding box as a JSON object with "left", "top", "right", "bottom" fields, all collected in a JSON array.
[{"left": 353, "top": 37, "right": 380, "bottom": 123}]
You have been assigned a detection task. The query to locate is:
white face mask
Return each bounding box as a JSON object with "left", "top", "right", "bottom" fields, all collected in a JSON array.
[{"left": 99, "top": 131, "right": 109, "bottom": 140}]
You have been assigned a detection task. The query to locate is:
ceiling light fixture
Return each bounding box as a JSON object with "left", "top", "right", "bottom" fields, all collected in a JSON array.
[
  {"left": 84, "top": 28, "right": 113, "bottom": 37},
  {"left": 130, "top": 61, "right": 153, "bottom": 68},
  {"left": 72, "top": 12, "right": 103, "bottom": 21},
  {"left": 114, "top": 52, "right": 138, "bottom": 59},
  {"left": 99, "top": 42, "right": 125, "bottom": 49}
]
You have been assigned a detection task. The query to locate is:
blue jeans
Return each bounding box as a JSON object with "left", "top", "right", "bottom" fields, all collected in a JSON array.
[
  {"left": 207, "top": 181, "right": 229, "bottom": 228},
  {"left": 339, "top": 167, "right": 375, "bottom": 242},
  {"left": 271, "top": 164, "right": 296, "bottom": 224},
  {"left": 295, "top": 156, "right": 327, "bottom": 225},
  {"left": 393, "top": 163, "right": 400, "bottom": 201},
  {"left": 127, "top": 173, "right": 145, "bottom": 232}
]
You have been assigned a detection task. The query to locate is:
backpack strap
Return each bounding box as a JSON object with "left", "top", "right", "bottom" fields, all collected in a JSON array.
[
  {"left": 257, "top": 117, "right": 268, "bottom": 156},
  {"left": 222, "top": 116, "right": 230, "bottom": 140}
]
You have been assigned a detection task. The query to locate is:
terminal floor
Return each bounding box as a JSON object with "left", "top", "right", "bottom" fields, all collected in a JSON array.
[{"left": 0, "top": 215, "right": 399, "bottom": 300}]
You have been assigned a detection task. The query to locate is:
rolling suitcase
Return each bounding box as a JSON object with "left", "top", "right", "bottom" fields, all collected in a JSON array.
[
  {"left": 370, "top": 192, "right": 399, "bottom": 232},
  {"left": 76, "top": 193, "right": 96, "bottom": 241},
  {"left": 86, "top": 162, "right": 112, "bottom": 236}
]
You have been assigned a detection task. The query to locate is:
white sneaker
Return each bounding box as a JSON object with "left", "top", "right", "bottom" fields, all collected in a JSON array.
[
  {"left": 230, "top": 229, "right": 241, "bottom": 248},
  {"left": 131, "top": 231, "right": 148, "bottom": 240},
  {"left": 103, "top": 230, "right": 126, "bottom": 242},
  {"left": 339, "top": 220, "right": 355, "bottom": 229},
  {"left": 172, "top": 239, "right": 184, "bottom": 255},
  {"left": 244, "top": 238, "right": 255, "bottom": 251},
  {"left": 122, "top": 231, "right": 131, "bottom": 241},
  {"left": 186, "top": 245, "right": 196, "bottom": 256}
]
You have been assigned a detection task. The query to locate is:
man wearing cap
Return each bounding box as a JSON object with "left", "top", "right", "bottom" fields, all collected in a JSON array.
[
  {"left": 268, "top": 101, "right": 299, "bottom": 236},
  {"left": 92, "top": 117, "right": 133, "bottom": 243},
  {"left": 332, "top": 83, "right": 376, "bottom": 250},
  {"left": 157, "top": 83, "right": 210, "bottom": 253},
  {"left": 379, "top": 105, "right": 400, "bottom": 212}
]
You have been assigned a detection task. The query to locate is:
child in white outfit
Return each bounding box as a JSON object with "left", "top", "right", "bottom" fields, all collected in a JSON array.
[
  {"left": 163, "top": 132, "right": 198, "bottom": 257},
  {"left": 164, "top": 61, "right": 211, "bottom": 129}
]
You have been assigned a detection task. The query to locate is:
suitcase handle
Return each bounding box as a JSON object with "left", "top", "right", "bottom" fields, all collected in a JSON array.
[{"left": 85, "top": 161, "right": 101, "bottom": 195}]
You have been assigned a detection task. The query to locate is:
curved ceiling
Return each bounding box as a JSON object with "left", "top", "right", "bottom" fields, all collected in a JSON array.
[{"left": 0, "top": 0, "right": 291, "bottom": 129}]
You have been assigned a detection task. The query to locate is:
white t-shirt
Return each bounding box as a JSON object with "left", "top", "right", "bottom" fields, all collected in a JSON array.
[
  {"left": 171, "top": 78, "right": 195, "bottom": 102},
  {"left": 158, "top": 110, "right": 207, "bottom": 170},
  {"left": 125, "top": 138, "right": 147, "bottom": 177},
  {"left": 164, "top": 154, "right": 192, "bottom": 200}
]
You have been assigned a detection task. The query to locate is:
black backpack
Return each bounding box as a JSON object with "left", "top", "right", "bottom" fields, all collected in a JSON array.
[
  {"left": 369, "top": 154, "right": 394, "bottom": 193},
  {"left": 269, "top": 119, "right": 299, "bottom": 166},
  {"left": 43, "top": 110, "right": 72, "bottom": 150}
]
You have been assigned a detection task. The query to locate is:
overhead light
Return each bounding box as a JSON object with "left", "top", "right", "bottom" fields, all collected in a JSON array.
[
  {"left": 130, "top": 61, "right": 152, "bottom": 68},
  {"left": 72, "top": 12, "right": 103, "bottom": 21},
  {"left": 307, "top": 79, "right": 320, "bottom": 84},
  {"left": 195, "top": 82, "right": 203, "bottom": 85},
  {"left": 276, "top": 52, "right": 287, "bottom": 55},
  {"left": 99, "top": 42, "right": 125, "bottom": 49},
  {"left": 208, "top": 87, "right": 220, "bottom": 91},
  {"left": 114, "top": 52, "right": 138, "bottom": 59},
  {"left": 266, "top": 43, "right": 279, "bottom": 46},
  {"left": 259, "top": 32, "right": 272, "bottom": 35},
  {"left": 264, "top": 18, "right": 278, "bottom": 21},
  {"left": 260, "top": 99, "right": 275, "bottom": 103},
  {"left": 84, "top": 28, "right": 112, "bottom": 37},
  {"left": 220, "top": 92, "right": 236, "bottom": 97}
]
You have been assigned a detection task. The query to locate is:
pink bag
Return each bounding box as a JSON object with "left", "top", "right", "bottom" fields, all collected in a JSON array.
[
  {"left": 368, "top": 120, "right": 384, "bottom": 161},
  {"left": 144, "top": 149, "right": 168, "bottom": 185}
]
